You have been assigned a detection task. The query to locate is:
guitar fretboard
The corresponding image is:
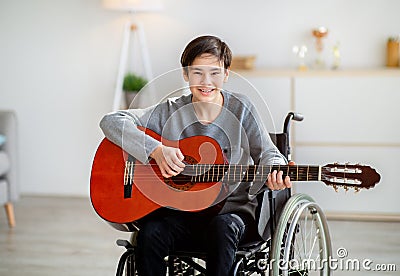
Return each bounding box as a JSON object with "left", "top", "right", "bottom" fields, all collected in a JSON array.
[{"left": 184, "top": 164, "right": 321, "bottom": 183}]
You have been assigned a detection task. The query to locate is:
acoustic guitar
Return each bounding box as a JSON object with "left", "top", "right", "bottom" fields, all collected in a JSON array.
[{"left": 90, "top": 128, "right": 381, "bottom": 227}]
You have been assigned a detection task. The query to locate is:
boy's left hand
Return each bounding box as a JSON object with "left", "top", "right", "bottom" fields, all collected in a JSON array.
[{"left": 266, "top": 161, "right": 295, "bottom": 190}]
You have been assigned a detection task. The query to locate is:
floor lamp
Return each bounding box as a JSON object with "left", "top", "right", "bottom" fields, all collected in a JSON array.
[{"left": 103, "top": 0, "right": 162, "bottom": 111}]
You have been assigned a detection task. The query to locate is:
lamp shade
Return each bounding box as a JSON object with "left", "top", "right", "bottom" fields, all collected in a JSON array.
[{"left": 103, "top": 0, "right": 163, "bottom": 12}]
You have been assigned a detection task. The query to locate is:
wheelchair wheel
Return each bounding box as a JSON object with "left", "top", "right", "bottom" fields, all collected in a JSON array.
[{"left": 270, "top": 193, "right": 332, "bottom": 276}]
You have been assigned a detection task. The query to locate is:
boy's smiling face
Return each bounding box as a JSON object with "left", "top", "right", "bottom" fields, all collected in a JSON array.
[{"left": 184, "top": 53, "right": 229, "bottom": 105}]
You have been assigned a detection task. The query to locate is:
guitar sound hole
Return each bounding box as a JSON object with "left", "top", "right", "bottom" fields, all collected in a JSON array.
[
  {"left": 165, "top": 174, "right": 192, "bottom": 191},
  {"left": 164, "top": 155, "right": 197, "bottom": 191}
]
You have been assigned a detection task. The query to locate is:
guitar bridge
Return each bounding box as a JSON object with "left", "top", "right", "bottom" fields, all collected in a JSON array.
[
  {"left": 124, "top": 160, "right": 135, "bottom": 198},
  {"left": 124, "top": 184, "right": 133, "bottom": 198}
]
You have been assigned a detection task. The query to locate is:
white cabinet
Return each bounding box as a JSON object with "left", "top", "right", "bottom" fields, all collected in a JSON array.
[
  {"left": 232, "top": 69, "right": 400, "bottom": 218},
  {"left": 295, "top": 77, "right": 400, "bottom": 144},
  {"left": 294, "top": 75, "right": 400, "bottom": 216}
]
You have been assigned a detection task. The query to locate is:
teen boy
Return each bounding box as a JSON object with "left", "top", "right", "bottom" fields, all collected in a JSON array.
[{"left": 100, "top": 35, "right": 292, "bottom": 275}]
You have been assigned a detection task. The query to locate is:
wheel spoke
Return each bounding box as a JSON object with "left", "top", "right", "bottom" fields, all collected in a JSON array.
[
  {"left": 307, "top": 229, "right": 319, "bottom": 260},
  {"left": 303, "top": 209, "right": 308, "bottom": 257},
  {"left": 270, "top": 194, "right": 332, "bottom": 276}
]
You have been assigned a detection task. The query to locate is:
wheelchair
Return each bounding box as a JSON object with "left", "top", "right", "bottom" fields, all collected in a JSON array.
[{"left": 114, "top": 112, "right": 332, "bottom": 276}]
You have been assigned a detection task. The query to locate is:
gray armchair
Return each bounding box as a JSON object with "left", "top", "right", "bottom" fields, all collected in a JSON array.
[{"left": 0, "top": 110, "right": 18, "bottom": 227}]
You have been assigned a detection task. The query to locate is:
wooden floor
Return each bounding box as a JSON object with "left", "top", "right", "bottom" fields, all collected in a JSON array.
[{"left": 0, "top": 196, "right": 399, "bottom": 275}]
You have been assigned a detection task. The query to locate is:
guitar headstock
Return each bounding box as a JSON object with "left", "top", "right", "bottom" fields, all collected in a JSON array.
[{"left": 321, "top": 163, "right": 381, "bottom": 192}]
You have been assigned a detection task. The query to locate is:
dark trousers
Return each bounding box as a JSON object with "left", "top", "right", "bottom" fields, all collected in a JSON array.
[{"left": 135, "top": 209, "right": 254, "bottom": 276}]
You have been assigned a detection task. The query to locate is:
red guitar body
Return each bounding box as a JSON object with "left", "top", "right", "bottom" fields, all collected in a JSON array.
[{"left": 90, "top": 128, "right": 225, "bottom": 225}]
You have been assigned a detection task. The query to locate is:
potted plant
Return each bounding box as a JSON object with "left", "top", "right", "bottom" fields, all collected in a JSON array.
[{"left": 123, "top": 73, "right": 148, "bottom": 108}]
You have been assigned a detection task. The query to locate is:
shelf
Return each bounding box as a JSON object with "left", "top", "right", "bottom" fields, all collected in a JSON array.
[{"left": 231, "top": 67, "right": 400, "bottom": 78}]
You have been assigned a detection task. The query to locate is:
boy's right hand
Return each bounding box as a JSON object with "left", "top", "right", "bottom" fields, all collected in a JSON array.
[{"left": 150, "top": 145, "right": 185, "bottom": 178}]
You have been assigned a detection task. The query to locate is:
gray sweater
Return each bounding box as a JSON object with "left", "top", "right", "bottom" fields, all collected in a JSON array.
[{"left": 99, "top": 90, "right": 286, "bottom": 220}]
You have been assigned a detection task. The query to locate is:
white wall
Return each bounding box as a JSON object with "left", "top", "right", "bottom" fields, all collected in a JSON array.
[{"left": 0, "top": 0, "right": 399, "bottom": 197}]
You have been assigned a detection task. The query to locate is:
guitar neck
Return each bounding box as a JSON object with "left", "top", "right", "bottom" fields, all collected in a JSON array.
[{"left": 186, "top": 164, "right": 321, "bottom": 183}]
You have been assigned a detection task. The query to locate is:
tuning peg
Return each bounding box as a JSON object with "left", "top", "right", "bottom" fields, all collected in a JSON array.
[
  {"left": 354, "top": 187, "right": 360, "bottom": 193},
  {"left": 344, "top": 186, "right": 349, "bottom": 192},
  {"left": 333, "top": 185, "right": 338, "bottom": 192}
]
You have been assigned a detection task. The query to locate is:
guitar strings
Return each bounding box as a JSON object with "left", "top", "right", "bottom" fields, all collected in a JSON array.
[
  {"left": 118, "top": 163, "right": 365, "bottom": 189},
  {"left": 122, "top": 164, "right": 365, "bottom": 187},
  {"left": 123, "top": 164, "right": 320, "bottom": 181}
]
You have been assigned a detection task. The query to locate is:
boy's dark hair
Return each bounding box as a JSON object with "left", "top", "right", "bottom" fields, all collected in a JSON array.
[{"left": 180, "top": 35, "right": 232, "bottom": 71}]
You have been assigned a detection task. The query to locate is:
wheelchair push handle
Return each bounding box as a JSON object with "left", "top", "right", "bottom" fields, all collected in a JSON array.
[
  {"left": 283, "top": 112, "right": 304, "bottom": 161},
  {"left": 283, "top": 112, "right": 303, "bottom": 134},
  {"left": 289, "top": 112, "right": 304, "bottom": 122}
]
